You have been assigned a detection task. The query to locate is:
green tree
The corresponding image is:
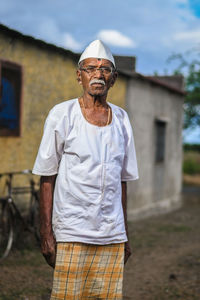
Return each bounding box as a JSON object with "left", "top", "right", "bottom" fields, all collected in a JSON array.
[{"left": 167, "top": 53, "right": 200, "bottom": 130}]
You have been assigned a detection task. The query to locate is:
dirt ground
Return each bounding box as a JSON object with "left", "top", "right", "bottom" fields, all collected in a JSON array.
[{"left": 0, "top": 185, "right": 199, "bottom": 300}]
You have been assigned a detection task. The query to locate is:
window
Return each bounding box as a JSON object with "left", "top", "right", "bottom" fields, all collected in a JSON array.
[
  {"left": 155, "top": 120, "right": 166, "bottom": 162},
  {"left": 0, "top": 60, "right": 22, "bottom": 136}
]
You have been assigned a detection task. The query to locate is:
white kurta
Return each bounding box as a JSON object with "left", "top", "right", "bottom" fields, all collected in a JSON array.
[{"left": 33, "top": 98, "right": 139, "bottom": 244}]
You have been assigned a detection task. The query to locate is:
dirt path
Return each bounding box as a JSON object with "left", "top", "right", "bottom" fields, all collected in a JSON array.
[
  {"left": 0, "top": 186, "right": 199, "bottom": 300},
  {"left": 123, "top": 186, "right": 200, "bottom": 300}
]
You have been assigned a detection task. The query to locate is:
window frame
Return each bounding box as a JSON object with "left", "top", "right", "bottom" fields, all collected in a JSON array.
[
  {"left": 155, "top": 118, "right": 168, "bottom": 163},
  {"left": 0, "top": 59, "right": 23, "bottom": 137}
]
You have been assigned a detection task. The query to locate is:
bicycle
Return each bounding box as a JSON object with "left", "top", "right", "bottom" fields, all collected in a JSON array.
[{"left": 0, "top": 170, "right": 40, "bottom": 260}]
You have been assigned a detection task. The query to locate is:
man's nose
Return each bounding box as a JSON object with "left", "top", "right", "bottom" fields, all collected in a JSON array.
[{"left": 94, "top": 68, "right": 104, "bottom": 78}]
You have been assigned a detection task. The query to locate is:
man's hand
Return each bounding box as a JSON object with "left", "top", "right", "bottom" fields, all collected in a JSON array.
[
  {"left": 40, "top": 175, "right": 57, "bottom": 268},
  {"left": 121, "top": 182, "right": 132, "bottom": 264},
  {"left": 41, "top": 230, "right": 56, "bottom": 268},
  {"left": 124, "top": 241, "right": 132, "bottom": 264}
]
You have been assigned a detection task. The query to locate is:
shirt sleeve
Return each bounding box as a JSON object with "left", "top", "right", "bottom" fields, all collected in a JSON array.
[
  {"left": 32, "top": 108, "right": 65, "bottom": 176},
  {"left": 121, "top": 112, "right": 139, "bottom": 181}
]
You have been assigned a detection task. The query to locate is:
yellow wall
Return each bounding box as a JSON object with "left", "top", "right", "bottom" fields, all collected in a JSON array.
[{"left": 0, "top": 33, "right": 127, "bottom": 174}]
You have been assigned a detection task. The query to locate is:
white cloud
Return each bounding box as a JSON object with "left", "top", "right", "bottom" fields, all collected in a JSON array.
[
  {"left": 97, "top": 30, "right": 137, "bottom": 48},
  {"left": 173, "top": 30, "right": 200, "bottom": 42},
  {"left": 62, "top": 33, "right": 82, "bottom": 51},
  {"left": 37, "top": 18, "right": 60, "bottom": 42},
  {"left": 0, "top": 0, "right": 200, "bottom": 74},
  {"left": 30, "top": 17, "right": 82, "bottom": 52}
]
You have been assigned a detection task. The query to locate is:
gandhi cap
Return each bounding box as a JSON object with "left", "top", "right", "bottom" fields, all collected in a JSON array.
[{"left": 78, "top": 40, "right": 115, "bottom": 67}]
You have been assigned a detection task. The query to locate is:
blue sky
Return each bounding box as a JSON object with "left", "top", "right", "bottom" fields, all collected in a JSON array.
[
  {"left": 0, "top": 0, "right": 200, "bottom": 142},
  {"left": 189, "top": 0, "right": 200, "bottom": 17},
  {"left": 1, "top": 0, "right": 200, "bottom": 75}
]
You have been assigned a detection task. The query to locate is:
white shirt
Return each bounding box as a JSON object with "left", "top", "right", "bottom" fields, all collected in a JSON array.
[{"left": 32, "top": 98, "right": 139, "bottom": 244}]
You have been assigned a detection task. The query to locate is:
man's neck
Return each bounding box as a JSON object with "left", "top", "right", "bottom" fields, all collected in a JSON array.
[{"left": 81, "top": 93, "right": 108, "bottom": 109}]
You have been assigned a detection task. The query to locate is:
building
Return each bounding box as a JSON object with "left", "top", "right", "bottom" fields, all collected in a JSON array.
[
  {"left": 125, "top": 73, "right": 184, "bottom": 219},
  {"left": 0, "top": 24, "right": 185, "bottom": 219}
]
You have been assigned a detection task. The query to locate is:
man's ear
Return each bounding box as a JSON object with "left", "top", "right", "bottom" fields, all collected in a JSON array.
[
  {"left": 110, "top": 71, "right": 118, "bottom": 87},
  {"left": 76, "top": 69, "right": 82, "bottom": 85}
]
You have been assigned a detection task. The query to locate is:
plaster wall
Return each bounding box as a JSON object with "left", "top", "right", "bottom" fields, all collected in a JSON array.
[
  {"left": 0, "top": 33, "right": 126, "bottom": 175},
  {"left": 126, "top": 78, "right": 184, "bottom": 220}
]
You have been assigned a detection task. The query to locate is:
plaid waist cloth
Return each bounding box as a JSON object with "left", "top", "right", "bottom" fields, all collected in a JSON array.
[{"left": 50, "top": 242, "right": 125, "bottom": 300}]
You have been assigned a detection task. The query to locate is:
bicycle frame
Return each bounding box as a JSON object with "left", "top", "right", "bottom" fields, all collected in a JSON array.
[
  {"left": 1, "top": 172, "right": 32, "bottom": 228},
  {"left": 0, "top": 170, "right": 40, "bottom": 259}
]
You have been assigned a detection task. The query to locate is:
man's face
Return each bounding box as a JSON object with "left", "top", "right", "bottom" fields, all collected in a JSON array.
[{"left": 77, "top": 58, "right": 117, "bottom": 97}]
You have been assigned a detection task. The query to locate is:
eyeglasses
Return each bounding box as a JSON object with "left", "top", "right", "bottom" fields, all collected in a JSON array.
[{"left": 80, "top": 66, "right": 114, "bottom": 75}]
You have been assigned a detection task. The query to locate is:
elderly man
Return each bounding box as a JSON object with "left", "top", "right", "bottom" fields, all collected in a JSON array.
[{"left": 33, "top": 40, "right": 138, "bottom": 300}]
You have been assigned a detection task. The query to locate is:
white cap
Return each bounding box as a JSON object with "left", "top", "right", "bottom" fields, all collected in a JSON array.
[{"left": 78, "top": 40, "right": 115, "bottom": 67}]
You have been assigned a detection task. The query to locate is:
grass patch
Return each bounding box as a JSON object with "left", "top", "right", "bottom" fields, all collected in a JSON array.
[
  {"left": 157, "top": 224, "right": 191, "bottom": 233},
  {"left": 130, "top": 230, "right": 161, "bottom": 249},
  {"left": 183, "top": 151, "right": 200, "bottom": 174}
]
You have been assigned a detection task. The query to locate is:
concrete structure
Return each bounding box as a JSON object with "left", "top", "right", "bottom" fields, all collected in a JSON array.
[
  {"left": 124, "top": 73, "right": 184, "bottom": 219},
  {"left": 0, "top": 24, "right": 185, "bottom": 219}
]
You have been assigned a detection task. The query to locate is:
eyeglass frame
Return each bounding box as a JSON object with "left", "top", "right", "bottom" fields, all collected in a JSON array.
[{"left": 79, "top": 65, "right": 115, "bottom": 75}]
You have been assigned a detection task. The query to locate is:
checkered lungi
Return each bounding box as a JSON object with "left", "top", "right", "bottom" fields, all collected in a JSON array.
[{"left": 50, "top": 242, "right": 124, "bottom": 300}]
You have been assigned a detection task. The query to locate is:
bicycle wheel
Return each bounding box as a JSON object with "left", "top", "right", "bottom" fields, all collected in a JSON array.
[
  {"left": 0, "top": 200, "right": 14, "bottom": 259},
  {"left": 30, "top": 193, "right": 40, "bottom": 242}
]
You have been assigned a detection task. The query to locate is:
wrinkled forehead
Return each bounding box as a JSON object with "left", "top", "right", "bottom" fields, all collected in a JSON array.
[{"left": 80, "top": 58, "right": 113, "bottom": 67}]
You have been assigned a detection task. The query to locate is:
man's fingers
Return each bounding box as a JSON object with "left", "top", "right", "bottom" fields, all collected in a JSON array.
[
  {"left": 42, "top": 246, "right": 55, "bottom": 257},
  {"left": 43, "top": 250, "right": 56, "bottom": 268},
  {"left": 124, "top": 245, "right": 132, "bottom": 264},
  {"left": 41, "top": 236, "right": 56, "bottom": 255},
  {"left": 41, "top": 237, "right": 56, "bottom": 268}
]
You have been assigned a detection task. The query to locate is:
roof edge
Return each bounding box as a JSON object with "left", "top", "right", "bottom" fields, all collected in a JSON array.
[
  {"left": 0, "top": 23, "right": 79, "bottom": 62},
  {"left": 0, "top": 23, "right": 186, "bottom": 95},
  {"left": 118, "top": 70, "right": 185, "bottom": 95}
]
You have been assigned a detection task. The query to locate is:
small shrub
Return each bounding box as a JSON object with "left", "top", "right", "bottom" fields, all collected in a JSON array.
[
  {"left": 183, "top": 151, "right": 200, "bottom": 174},
  {"left": 183, "top": 143, "right": 200, "bottom": 152},
  {"left": 183, "top": 159, "right": 200, "bottom": 174}
]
